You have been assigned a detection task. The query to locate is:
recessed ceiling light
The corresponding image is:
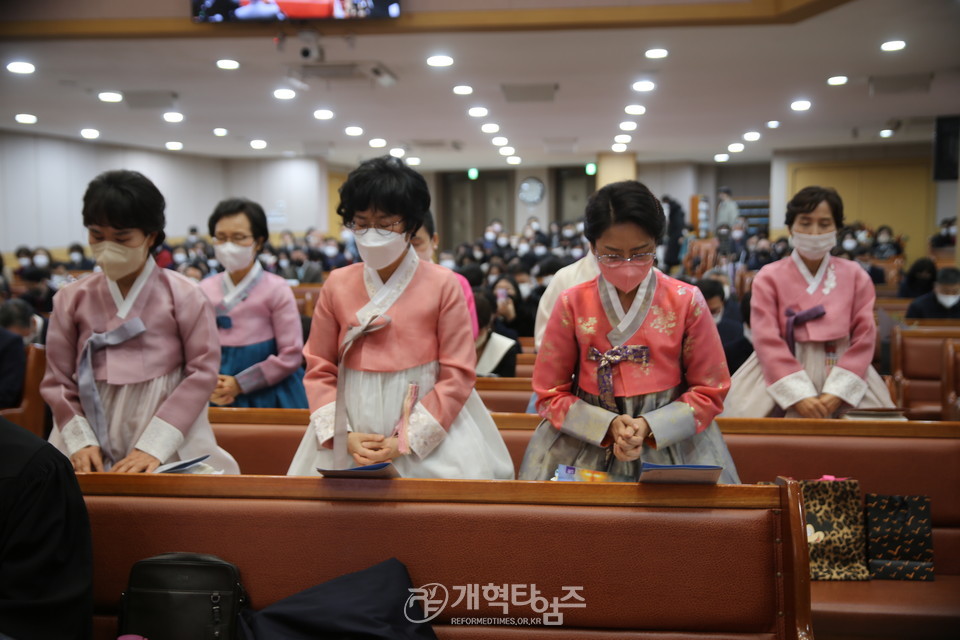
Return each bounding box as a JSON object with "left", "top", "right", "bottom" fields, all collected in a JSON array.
[
  {"left": 611, "top": 143, "right": 627, "bottom": 152},
  {"left": 743, "top": 131, "right": 761, "bottom": 142},
  {"left": 165, "top": 141, "right": 183, "bottom": 151},
  {"left": 492, "top": 136, "right": 508, "bottom": 146},
  {"left": 389, "top": 147, "right": 406, "bottom": 158},
  {"left": 499, "top": 146, "right": 515, "bottom": 156},
  {"left": 273, "top": 88, "right": 296, "bottom": 100},
  {"left": 344, "top": 126, "right": 363, "bottom": 136},
  {"left": 879, "top": 129, "right": 895, "bottom": 138},
  {"left": 827, "top": 75, "right": 848, "bottom": 86},
  {"left": 619, "top": 121, "right": 638, "bottom": 131},
  {"left": 481, "top": 123, "right": 500, "bottom": 133},
  {"left": 250, "top": 139, "right": 267, "bottom": 150},
  {"left": 453, "top": 85, "right": 473, "bottom": 95},
  {"left": 790, "top": 100, "right": 811, "bottom": 111},
  {"left": 506, "top": 156, "right": 522, "bottom": 165},
  {"left": 632, "top": 80, "right": 656, "bottom": 92},
  {"left": 313, "top": 109, "right": 334, "bottom": 120},
  {"left": 714, "top": 153, "right": 729, "bottom": 162},
  {"left": 163, "top": 111, "right": 184, "bottom": 123},
  {"left": 213, "top": 127, "right": 228, "bottom": 136},
  {"left": 369, "top": 138, "right": 387, "bottom": 148},
  {"left": 98, "top": 91, "right": 123, "bottom": 103},
  {"left": 80, "top": 128, "right": 100, "bottom": 140},
  {"left": 427, "top": 55, "right": 453, "bottom": 67},
  {"left": 15, "top": 113, "right": 37, "bottom": 124},
  {"left": 406, "top": 156, "right": 421, "bottom": 166},
  {"left": 614, "top": 134, "right": 632, "bottom": 144},
  {"left": 881, "top": 40, "right": 905, "bottom": 52},
  {"left": 217, "top": 59, "right": 240, "bottom": 70},
  {"left": 645, "top": 48, "right": 668, "bottom": 59},
  {"left": 6, "top": 61, "right": 35, "bottom": 74},
  {"left": 624, "top": 104, "right": 646, "bottom": 115},
  {"left": 468, "top": 107, "right": 488, "bottom": 118},
  {"left": 766, "top": 120, "right": 780, "bottom": 129},
  {"left": 728, "top": 142, "right": 745, "bottom": 152}
]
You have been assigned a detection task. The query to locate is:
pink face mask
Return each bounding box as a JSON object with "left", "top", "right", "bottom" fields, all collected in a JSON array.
[{"left": 597, "top": 260, "right": 652, "bottom": 292}]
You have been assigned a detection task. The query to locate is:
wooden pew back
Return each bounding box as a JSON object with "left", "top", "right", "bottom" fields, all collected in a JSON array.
[
  {"left": 891, "top": 326, "right": 960, "bottom": 419},
  {"left": 0, "top": 343, "right": 47, "bottom": 437},
  {"left": 80, "top": 475, "right": 810, "bottom": 640}
]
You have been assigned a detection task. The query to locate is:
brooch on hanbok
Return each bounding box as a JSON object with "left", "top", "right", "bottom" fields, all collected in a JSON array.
[{"left": 822, "top": 264, "right": 837, "bottom": 295}]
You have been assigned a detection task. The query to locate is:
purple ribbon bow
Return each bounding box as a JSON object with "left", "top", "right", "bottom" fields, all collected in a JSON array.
[
  {"left": 785, "top": 305, "right": 826, "bottom": 356},
  {"left": 587, "top": 345, "right": 650, "bottom": 413}
]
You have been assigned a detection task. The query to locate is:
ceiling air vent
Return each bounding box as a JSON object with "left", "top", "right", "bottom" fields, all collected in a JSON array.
[
  {"left": 868, "top": 73, "right": 933, "bottom": 96},
  {"left": 501, "top": 83, "right": 559, "bottom": 103}
]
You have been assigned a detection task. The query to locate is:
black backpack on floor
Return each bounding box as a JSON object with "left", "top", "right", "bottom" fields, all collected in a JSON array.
[{"left": 119, "top": 552, "right": 247, "bottom": 640}]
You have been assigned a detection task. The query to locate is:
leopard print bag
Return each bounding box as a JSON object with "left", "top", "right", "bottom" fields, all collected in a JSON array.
[{"left": 799, "top": 477, "right": 870, "bottom": 580}]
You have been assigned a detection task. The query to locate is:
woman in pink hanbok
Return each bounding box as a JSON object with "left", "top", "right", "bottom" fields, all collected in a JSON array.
[
  {"left": 723, "top": 186, "right": 893, "bottom": 418},
  {"left": 518, "top": 181, "right": 739, "bottom": 483},
  {"left": 287, "top": 156, "right": 513, "bottom": 479},
  {"left": 41, "top": 170, "right": 238, "bottom": 473}
]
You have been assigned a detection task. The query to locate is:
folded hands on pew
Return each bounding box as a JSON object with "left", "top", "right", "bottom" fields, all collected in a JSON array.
[
  {"left": 609, "top": 414, "right": 650, "bottom": 462},
  {"left": 792, "top": 393, "right": 842, "bottom": 419},
  {"left": 348, "top": 432, "right": 405, "bottom": 465},
  {"left": 71, "top": 445, "right": 160, "bottom": 473}
]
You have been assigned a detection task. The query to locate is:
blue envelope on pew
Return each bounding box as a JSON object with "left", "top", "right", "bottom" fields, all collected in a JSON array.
[
  {"left": 638, "top": 462, "right": 722, "bottom": 484},
  {"left": 316, "top": 462, "right": 401, "bottom": 479}
]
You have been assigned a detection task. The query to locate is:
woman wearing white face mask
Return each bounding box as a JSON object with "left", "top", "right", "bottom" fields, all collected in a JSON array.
[
  {"left": 518, "top": 180, "right": 739, "bottom": 482},
  {"left": 40, "top": 169, "right": 238, "bottom": 474},
  {"left": 199, "top": 198, "right": 309, "bottom": 411},
  {"left": 288, "top": 156, "right": 513, "bottom": 480},
  {"left": 723, "top": 186, "right": 894, "bottom": 420}
]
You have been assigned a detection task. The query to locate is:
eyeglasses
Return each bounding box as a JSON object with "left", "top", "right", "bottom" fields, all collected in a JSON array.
[
  {"left": 345, "top": 219, "right": 403, "bottom": 236},
  {"left": 212, "top": 234, "right": 255, "bottom": 245},
  {"left": 595, "top": 252, "right": 656, "bottom": 266}
]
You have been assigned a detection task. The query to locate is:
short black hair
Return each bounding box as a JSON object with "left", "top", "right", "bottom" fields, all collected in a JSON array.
[
  {"left": 208, "top": 197, "right": 269, "bottom": 248},
  {"left": 696, "top": 278, "right": 725, "bottom": 303},
  {"left": 19, "top": 267, "right": 50, "bottom": 283},
  {"left": 937, "top": 267, "right": 960, "bottom": 286},
  {"left": 82, "top": 170, "right": 166, "bottom": 251},
  {"left": 422, "top": 210, "right": 436, "bottom": 237},
  {"left": 473, "top": 288, "right": 494, "bottom": 329},
  {"left": 785, "top": 186, "right": 844, "bottom": 229},
  {"left": 337, "top": 156, "right": 430, "bottom": 238},
  {"left": 718, "top": 186, "right": 733, "bottom": 196},
  {"left": 906, "top": 257, "right": 936, "bottom": 280},
  {"left": 0, "top": 299, "right": 34, "bottom": 329},
  {"left": 68, "top": 243, "right": 86, "bottom": 255},
  {"left": 457, "top": 263, "right": 483, "bottom": 288},
  {"left": 14, "top": 246, "right": 31, "bottom": 258},
  {"left": 533, "top": 256, "right": 564, "bottom": 278},
  {"left": 583, "top": 180, "right": 665, "bottom": 245}
]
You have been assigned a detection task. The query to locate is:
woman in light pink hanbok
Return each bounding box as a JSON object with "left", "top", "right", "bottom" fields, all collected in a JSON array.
[
  {"left": 518, "top": 181, "right": 739, "bottom": 483},
  {"left": 41, "top": 170, "right": 238, "bottom": 473},
  {"left": 287, "top": 156, "right": 513, "bottom": 479},
  {"left": 723, "top": 186, "right": 894, "bottom": 419}
]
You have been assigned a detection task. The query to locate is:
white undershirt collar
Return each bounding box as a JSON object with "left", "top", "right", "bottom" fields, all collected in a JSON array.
[{"left": 107, "top": 256, "right": 155, "bottom": 319}]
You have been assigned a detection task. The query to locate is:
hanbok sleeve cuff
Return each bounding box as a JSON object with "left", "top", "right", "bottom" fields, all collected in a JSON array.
[
  {"left": 134, "top": 417, "right": 185, "bottom": 464},
  {"left": 406, "top": 403, "right": 447, "bottom": 460},
  {"left": 60, "top": 415, "right": 100, "bottom": 457},
  {"left": 311, "top": 403, "right": 349, "bottom": 449},
  {"left": 561, "top": 399, "right": 618, "bottom": 447},
  {"left": 823, "top": 365, "right": 867, "bottom": 407},
  {"left": 643, "top": 402, "right": 696, "bottom": 449},
  {"left": 234, "top": 365, "right": 267, "bottom": 394},
  {"left": 766, "top": 369, "right": 818, "bottom": 410}
]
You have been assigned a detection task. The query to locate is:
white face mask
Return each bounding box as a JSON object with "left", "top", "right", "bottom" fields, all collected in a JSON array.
[
  {"left": 70, "top": 251, "right": 83, "bottom": 263},
  {"left": 278, "top": 258, "right": 290, "bottom": 269},
  {"left": 340, "top": 229, "right": 354, "bottom": 242},
  {"left": 214, "top": 242, "right": 256, "bottom": 273},
  {"left": 173, "top": 252, "right": 188, "bottom": 264},
  {"left": 440, "top": 259, "right": 456, "bottom": 270},
  {"left": 937, "top": 293, "right": 960, "bottom": 309},
  {"left": 540, "top": 275, "right": 553, "bottom": 287},
  {"left": 571, "top": 247, "right": 585, "bottom": 260},
  {"left": 484, "top": 231, "right": 496, "bottom": 242},
  {"left": 18, "top": 256, "right": 31, "bottom": 267},
  {"left": 259, "top": 253, "right": 277, "bottom": 267},
  {"left": 722, "top": 285, "right": 731, "bottom": 300},
  {"left": 487, "top": 273, "right": 499, "bottom": 285},
  {"left": 473, "top": 250, "right": 484, "bottom": 260},
  {"left": 91, "top": 240, "right": 149, "bottom": 281},
  {"left": 791, "top": 230, "right": 837, "bottom": 261},
  {"left": 32, "top": 255, "right": 50, "bottom": 268},
  {"left": 562, "top": 228, "right": 575, "bottom": 238},
  {"left": 841, "top": 238, "right": 858, "bottom": 252},
  {"left": 533, "top": 245, "right": 547, "bottom": 256},
  {"left": 323, "top": 245, "right": 339, "bottom": 258},
  {"left": 497, "top": 236, "right": 509, "bottom": 247},
  {"left": 518, "top": 281, "right": 533, "bottom": 299},
  {"left": 355, "top": 230, "right": 408, "bottom": 270},
  {"left": 517, "top": 243, "right": 530, "bottom": 256},
  {"left": 207, "top": 258, "right": 220, "bottom": 269},
  {"left": 713, "top": 310, "right": 724, "bottom": 325}
]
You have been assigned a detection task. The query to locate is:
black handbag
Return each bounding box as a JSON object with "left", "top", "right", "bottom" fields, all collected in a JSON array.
[
  {"left": 865, "top": 494, "right": 935, "bottom": 581},
  {"left": 119, "top": 552, "right": 247, "bottom": 640}
]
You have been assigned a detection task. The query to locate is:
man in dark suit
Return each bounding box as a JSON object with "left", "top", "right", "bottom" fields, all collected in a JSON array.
[
  {"left": 0, "top": 326, "right": 24, "bottom": 410},
  {"left": 906, "top": 267, "right": 960, "bottom": 319},
  {"left": 854, "top": 247, "right": 886, "bottom": 285},
  {"left": 697, "top": 279, "right": 750, "bottom": 374}
]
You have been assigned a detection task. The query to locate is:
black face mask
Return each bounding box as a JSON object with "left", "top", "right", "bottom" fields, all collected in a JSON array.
[{"left": 291, "top": 258, "right": 305, "bottom": 268}]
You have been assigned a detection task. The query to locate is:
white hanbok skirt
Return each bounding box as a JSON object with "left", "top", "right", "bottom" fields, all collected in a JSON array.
[
  {"left": 723, "top": 337, "right": 894, "bottom": 418},
  {"left": 287, "top": 361, "right": 515, "bottom": 479},
  {"left": 49, "top": 369, "right": 239, "bottom": 473}
]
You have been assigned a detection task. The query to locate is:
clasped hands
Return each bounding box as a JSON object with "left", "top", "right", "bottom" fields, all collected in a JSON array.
[
  {"left": 210, "top": 375, "right": 241, "bottom": 406},
  {"left": 346, "top": 432, "right": 406, "bottom": 466},
  {"left": 71, "top": 446, "right": 160, "bottom": 473},
  {"left": 608, "top": 414, "right": 650, "bottom": 462},
  {"left": 790, "top": 393, "right": 842, "bottom": 419}
]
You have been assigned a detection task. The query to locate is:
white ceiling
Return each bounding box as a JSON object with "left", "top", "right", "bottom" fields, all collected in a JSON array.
[{"left": 1, "top": 0, "right": 959, "bottom": 171}]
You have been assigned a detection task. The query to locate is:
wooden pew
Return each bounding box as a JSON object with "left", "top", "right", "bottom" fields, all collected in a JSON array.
[
  {"left": 475, "top": 376, "right": 534, "bottom": 413},
  {"left": 891, "top": 325, "right": 960, "bottom": 419},
  {"left": 518, "top": 335, "right": 535, "bottom": 353},
  {"left": 0, "top": 343, "right": 47, "bottom": 438},
  {"left": 516, "top": 352, "right": 536, "bottom": 378},
  {"left": 79, "top": 474, "right": 811, "bottom": 640}
]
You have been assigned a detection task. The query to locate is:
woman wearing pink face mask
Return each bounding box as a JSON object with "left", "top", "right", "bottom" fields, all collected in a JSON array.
[
  {"left": 518, "top": 181, "right": 739, "bottom": 482},
  {"left": 723, "top": 186, "right": 894, "bottom": 419}
]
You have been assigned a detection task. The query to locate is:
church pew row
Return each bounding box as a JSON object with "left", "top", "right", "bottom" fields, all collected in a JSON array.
[
  {"left": 207, "top": 409, "right": 960, "bottom": 639},
  {"left": 78, "top": 474, "right": 810, "bottom": 640}
]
